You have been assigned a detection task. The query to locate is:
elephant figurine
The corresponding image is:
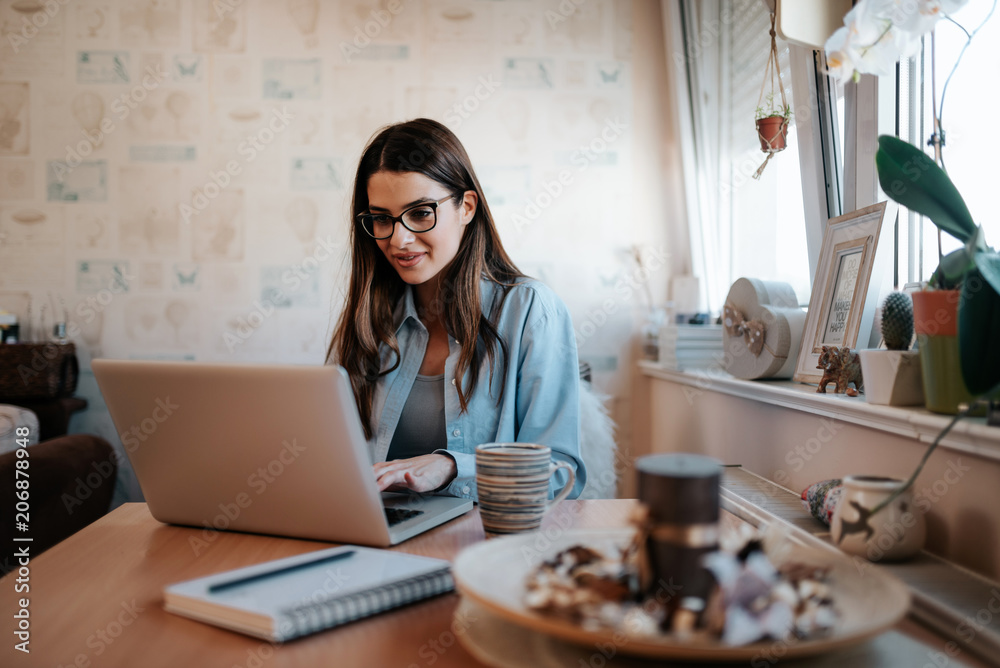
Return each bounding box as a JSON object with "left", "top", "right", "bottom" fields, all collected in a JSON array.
[{"left": 816, "top": 345, "right": 864, "bottom": 395}]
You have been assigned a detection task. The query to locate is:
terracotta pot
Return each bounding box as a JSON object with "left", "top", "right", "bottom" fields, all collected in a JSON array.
[
  {"left": 755, "top": 116, "right": 788, "bottom": 152},
  {"left": 911, "top": 290, "right": 974, "bottom": 414},
  {"left": 831, "top": 475, "right": 926, "bottom": 562}
]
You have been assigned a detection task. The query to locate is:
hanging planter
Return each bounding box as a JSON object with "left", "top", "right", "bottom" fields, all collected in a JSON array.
[
  {"left": 756, "top": 114, "right": 788, "bottom": 152},
  {"left": 753, "top": 12, "right": 791, "bottom": 180}
]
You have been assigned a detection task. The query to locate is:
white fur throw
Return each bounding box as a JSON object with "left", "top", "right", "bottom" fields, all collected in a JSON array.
[
  {"left": 578, "top": 381, "right": 619, "bottom": 499},
  {"left": 0, "top": 404, "right": 39, "bottom": 455}
]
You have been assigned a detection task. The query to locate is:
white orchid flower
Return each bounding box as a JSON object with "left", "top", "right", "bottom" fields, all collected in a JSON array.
[
  {"left": 888, "top": 0, "right": 969, "bottom": 34},
  {"left": 824, "top": 0, "right": 968, "bottom": 83},
  {"left": 824, "top": 27, "right": 854, "bottom": 81}
]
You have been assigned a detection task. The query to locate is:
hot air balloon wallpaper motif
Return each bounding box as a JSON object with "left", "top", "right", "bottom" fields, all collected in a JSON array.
[
  {"left": 192, "top": 188, "right": 244, "bottom": 262},
  {"left": 284, "top": 197, "right": 318, "bottom": 250},
  {"left": 0, "top": 161, "right": 33, "bottom": 199},
  {"left": 76, "top": 3, "right": 111, "bottom": 40},
  {"left": 119, "top": 166, "right": 180, "bottom": 254},
  {"left": 286, "top": 0, "right": 319, "bottom": 49},
  {"left": 71, "top": 91, "right": 106, "bottom": 148},
  {"left": 0, "top": 82, "right": 29, "bottom": 155},
  {"left": 120, "top": 0, "right": 180, "bottom": 47},
  {"left": 193, "top": 0, "right": 246, "bottom": 53}
]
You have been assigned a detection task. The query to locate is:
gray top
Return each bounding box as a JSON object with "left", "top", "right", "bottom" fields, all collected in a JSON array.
[{"left": 386, "top": 373, "right": 447, "bottom": 461}]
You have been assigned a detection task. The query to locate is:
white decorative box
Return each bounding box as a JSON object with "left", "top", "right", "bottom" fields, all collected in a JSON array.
[{"left": 722, "top": 278, "right": 806, "bottom": 379}]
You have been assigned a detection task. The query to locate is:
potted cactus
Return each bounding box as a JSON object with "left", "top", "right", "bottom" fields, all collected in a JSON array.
[{"left": 858, "top": 292, "right": 924, "bottom": 406}]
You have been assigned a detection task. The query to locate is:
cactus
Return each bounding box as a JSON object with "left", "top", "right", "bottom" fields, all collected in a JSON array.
[{"left": 881, "top": 292, "right": 914, "bottom": 350}]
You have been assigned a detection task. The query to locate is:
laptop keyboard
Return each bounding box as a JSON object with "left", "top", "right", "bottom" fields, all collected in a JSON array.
[{"left": 384, "top": 507, "right": 425, "bottom": 526}]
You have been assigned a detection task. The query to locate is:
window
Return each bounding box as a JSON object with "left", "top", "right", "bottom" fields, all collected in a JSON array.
[
  {"left": 671, "top": 1, "right": 995, "bottom": 309},
  {"left": 676, "top": 0, "right": 811, "bottom": 310},
  {"left": 907, "top": 3, "right": 999, "bottom": 282}
]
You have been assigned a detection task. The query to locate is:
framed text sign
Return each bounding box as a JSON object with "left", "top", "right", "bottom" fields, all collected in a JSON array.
[{"left": 793, "top": 202, "right": 889, "bottom": 385}]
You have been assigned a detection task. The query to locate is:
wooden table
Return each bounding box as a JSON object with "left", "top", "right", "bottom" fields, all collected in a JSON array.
[{"left": 0, "top": 501, "right": 983, "bottom": 667}]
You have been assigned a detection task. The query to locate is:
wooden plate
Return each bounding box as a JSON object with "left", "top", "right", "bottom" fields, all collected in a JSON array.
[{"left": 452, "top": 529, "right": 911, "bottom": 662}]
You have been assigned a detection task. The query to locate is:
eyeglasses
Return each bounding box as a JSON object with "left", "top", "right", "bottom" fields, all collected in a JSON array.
[{"left": 357, "top": 195, "right": 456, "bottom": 240}]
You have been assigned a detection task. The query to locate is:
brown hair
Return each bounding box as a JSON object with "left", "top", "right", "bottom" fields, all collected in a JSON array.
[{"left": 327, "top": 119, "right": 524, "bottom": 439}]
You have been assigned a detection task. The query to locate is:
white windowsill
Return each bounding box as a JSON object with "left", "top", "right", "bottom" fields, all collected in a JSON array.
[{"left": 638, "top": 360, "right": 1000, "bottom": 463}]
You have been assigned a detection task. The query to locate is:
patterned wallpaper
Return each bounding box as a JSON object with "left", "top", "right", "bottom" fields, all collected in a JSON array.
[{"left": 0, "top": 0, "right": 676, "bottom": 504}]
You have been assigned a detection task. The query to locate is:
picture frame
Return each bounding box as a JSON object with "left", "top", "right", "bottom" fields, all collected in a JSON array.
[{"left": 793, "top": 202, "right": 890, "bottom": 385}]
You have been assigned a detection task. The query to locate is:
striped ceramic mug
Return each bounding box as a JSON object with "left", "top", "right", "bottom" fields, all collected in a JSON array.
[{"left": 474, "top": 442, "right": 575, "bottom": 536}]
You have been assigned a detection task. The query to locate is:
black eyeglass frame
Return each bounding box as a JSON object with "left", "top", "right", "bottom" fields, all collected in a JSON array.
[{"left": 357, "top": 194, "right": 457, "bottom": 240}]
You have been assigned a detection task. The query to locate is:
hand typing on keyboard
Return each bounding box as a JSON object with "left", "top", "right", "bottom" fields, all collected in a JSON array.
[{"left": 373, "top": 453, "right": 457, "bottom": 493}]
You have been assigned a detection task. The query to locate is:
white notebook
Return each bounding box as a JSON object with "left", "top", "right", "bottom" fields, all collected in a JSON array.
[{"left": 163, "top": 545, "right": 453, "bottom": 642}]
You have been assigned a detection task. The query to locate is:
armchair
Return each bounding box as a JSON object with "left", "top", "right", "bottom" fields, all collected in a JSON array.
[{"left": 0, "top": 405, "right": 117, "bottom": 573}]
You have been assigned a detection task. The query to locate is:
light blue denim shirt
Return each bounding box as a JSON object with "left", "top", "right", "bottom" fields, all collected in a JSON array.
[{"left": 367, "top": 277, "right": 586, "bottom": 501}]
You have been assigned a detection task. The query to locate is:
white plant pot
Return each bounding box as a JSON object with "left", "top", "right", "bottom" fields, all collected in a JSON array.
[
  {"left": 830, "top": 475, "right": 926, "bottom": 561},
  {"left": 858, "top": 349, "right": 924, "bottom": 406}
]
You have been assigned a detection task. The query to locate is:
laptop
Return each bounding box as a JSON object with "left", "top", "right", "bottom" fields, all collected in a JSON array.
[{"left": 91, "top": 359, "right": 473, "bottom": 546}]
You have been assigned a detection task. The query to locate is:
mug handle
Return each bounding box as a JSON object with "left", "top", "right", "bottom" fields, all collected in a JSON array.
[{"left": 542, "top": 461, "right": 575, "bottom": 515}]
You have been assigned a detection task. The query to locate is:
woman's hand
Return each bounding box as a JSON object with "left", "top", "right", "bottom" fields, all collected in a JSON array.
[{"left": 373, "top": 454, "right": 457, "bottom": 493}]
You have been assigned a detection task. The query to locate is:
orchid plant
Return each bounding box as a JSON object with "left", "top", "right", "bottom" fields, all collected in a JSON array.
[
  {"left": 824, "top": 0, "right": 968, "bottom": 83},
  {"left": 822, "top": 0, "right": 1000, "bottom": 550}
]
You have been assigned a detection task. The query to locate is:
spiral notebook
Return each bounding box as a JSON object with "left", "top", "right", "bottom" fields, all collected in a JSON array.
[{"left": 163, "top": 545, "right": 453, "bottom": 642}]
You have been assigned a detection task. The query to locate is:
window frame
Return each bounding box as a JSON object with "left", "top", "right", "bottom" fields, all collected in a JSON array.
[{"left": 788, "top": 43, "right": 836, "bottom": 282}]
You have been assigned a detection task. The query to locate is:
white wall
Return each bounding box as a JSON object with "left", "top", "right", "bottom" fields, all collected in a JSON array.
[{"left": 0, "top": 0, "right": 688, "bottom": 504}]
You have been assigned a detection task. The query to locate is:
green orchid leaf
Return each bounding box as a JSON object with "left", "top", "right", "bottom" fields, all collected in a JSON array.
[
  {"left": 936, "top": 248, "right": 974, "bottom": 288},
  {"left": 968, "top": 225, "right": 989, "bottom": 254},
  {"left": 876, "top": 135, "right": 977, "bottom": 243},
  {"left": 959, "top": 263, "right": 1000, "bottom": 396},
  {"left": 975, "top": 250, "right": 1000, "bottom": 295}
]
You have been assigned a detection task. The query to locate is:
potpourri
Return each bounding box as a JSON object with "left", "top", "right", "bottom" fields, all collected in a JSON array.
[{"left": 523, "top": 525, "right": 838, "bottom": 646}]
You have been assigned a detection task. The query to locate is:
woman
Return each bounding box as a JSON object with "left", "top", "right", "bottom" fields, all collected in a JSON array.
[{"left": 327, "top": 118, "right": 586, "bottom": 500}]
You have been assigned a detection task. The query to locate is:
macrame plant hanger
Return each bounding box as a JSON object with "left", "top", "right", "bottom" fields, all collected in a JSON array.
[{"left": 753, "top": 11, "right": 788, "bottom": 180}]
